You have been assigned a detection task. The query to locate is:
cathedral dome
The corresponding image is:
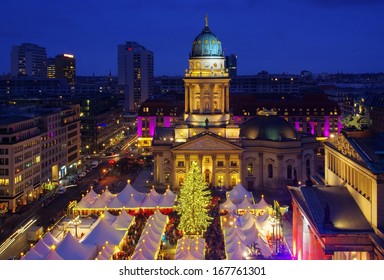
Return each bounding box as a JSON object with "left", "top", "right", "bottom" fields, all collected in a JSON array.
[
  {"left": 191, "top": 18, "right": 223, "bottom": 58},
  {"left": 240, "top": 115, "right": 298, "bottom": 141}
]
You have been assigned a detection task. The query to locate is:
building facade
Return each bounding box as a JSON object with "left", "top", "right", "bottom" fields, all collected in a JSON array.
[
  {"left": 151, "top": 18, "right": 319, "bottom": 193},
  {"left": 10, "top": 43, "right": 47, "bottom": 78},
  {"left": 118, "top": 41, "right": 154, "bottom": 113},
  {"left": 0, "top": 104, "right": 81, "bottom": 213}
]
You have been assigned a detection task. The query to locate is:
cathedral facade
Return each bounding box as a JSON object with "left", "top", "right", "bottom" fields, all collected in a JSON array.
[{"left": 152, "top": 18, "right": 319, "bottom": 193}]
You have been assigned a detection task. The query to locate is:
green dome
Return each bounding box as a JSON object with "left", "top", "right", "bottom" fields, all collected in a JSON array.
[
  {"left": 191, "top": 25, "right": 223, "bottom": 57},
  {"left": 240, "top": 115, "right": 298, "bottom": 141}
]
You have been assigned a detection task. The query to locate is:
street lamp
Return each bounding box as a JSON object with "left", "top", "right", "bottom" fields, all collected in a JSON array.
[{"left": 71, "top": 215, "right": 81, "bottom": 238}]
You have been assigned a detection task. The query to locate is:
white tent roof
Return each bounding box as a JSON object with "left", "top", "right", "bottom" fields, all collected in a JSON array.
[
  {"left": 226, "top": 240, "right": 247, "bottom": 260},
  {"left": 76, "top": 189, "right": 99, "bottom": 208},
  {"left": 131, "top": 246, "right": 155, "bottom": 260},
  {"left": 116, "top": 183, "right": 147, "bottom": 203},
  {"left": 254, "top": 196, "right": 272, "bottom": 210},
  {"left": 220, "top": 198, "right": 237, "bottom": 212},
  {"left": 90, "top": 189, "right": 115, "bottom": 209},
  {"left": 80, "top": 218, "right": 125, "bottom": 249},
  {"left": 94, "top": 210, "right": 117, "bottom": 225},
  {"left": 95, "top": 243, "right": 115, "bottom": 260},
  {"left": 21, "top": 248, "right": 44, "bottom": 260},
  {"left": 227, "top": 183, "right": 253, "bottom": 204},
  {"left": 42, "top": 232, "right": 60, "bottom": 246},
  {"left": 175, "top": 236, "right": 205, "bottom": 260},
  {"left": 110, "top": 211, "right": 134, "bottom": 230},
  {"left": 157, "top": 189, "right": 177, "bottom": 208},
  {"left": 56, "top": 232, "right": 97, "bottom": 260},
  {"left": 43, "top": 248, "right": 64, "bottom": 260},
  {"left": 32, "top": 239, "right": 51, "bottom": 256},
  {"left": 236, "top": 197, "right": 255, "bottom": 211}
]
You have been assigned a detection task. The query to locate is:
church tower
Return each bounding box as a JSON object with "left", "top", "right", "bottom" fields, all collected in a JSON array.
[{"left": 183, "top": 15, "right": 231, "bottom": 127}]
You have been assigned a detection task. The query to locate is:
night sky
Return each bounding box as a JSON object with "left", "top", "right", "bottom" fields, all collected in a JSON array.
[{"left": 1, "top": 0, "right": 384, "bottom": 76}]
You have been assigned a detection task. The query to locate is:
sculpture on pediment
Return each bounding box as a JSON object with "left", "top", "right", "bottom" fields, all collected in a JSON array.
[{"left": 341, "top": 114, "right": 371, "bottom": 130}]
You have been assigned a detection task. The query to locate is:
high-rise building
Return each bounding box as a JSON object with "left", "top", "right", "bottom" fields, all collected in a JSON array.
[
  {"left": 118, "top": 41, "right": 154, "bottom": 113},
  {"left": 225, "top": 54, "right": 237, "bottom": 77},
  {"left": 54, "top": 54, "right": 76, "bottom": 84},
  {"left": 10, "top": 43, "right": 47, "bottom": 77}
]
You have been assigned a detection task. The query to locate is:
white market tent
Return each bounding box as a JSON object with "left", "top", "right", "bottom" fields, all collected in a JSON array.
[
  {"left": 89, "top": 189, "right": 115, "bottom": 209},
  {"left": 110, "top": 210, "right": 135, "bottom": 230},
  {"left": 226, "top": 183, "right": 254, "bottom": 205},
  {"left": 219, "top": 198, "right": 237, "bottom": 213},
  {"left": 21, "top": 248, "right": 44, "bottom": 260},
  {"left": 56, "top": 232, "right": 97, "bottom": 260},
  {"left": 175, "top": 236, "right": 205, "bottom": 260},
  {"left": 42, "top": 247, "right": 64, "bottom": 260},
  {"left": 76, "top": 189, "right": 98, "bottom": 208},
  {"left": 42, "top": 232, "right": 60, "bottom": 246},
  {"left": 80, "top": 218, "right": 126, "bottom": 251},
  {"left": 75, "top": 184, "right": 177, "bottom": 213},
  {"left": 131, "top": 209, "right": 168, "bottom": 260},
  {"left": 221, "top": 210, "right": 273, "bottom": 260}
]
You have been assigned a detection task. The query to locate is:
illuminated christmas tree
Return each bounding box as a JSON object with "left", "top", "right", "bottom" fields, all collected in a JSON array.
[{"left": 175, "top": 161, "right": 212, "bottom": 236}]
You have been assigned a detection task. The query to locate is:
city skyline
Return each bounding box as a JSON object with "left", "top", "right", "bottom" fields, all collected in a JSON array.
[{"left": 1, "top": 0, "right": 384, "bottom": 77}]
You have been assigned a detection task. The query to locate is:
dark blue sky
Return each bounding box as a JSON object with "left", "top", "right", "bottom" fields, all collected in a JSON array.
[{"left": 1, "top": 0, "right": 383, "bottom": 76}]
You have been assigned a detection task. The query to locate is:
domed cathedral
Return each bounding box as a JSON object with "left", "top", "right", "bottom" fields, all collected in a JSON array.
[
  {"left": 152, "top": 16, "right": 319, "bottom": 194},
  {"left": 183, "top": 14, "right": 231, "bottom": 128}
]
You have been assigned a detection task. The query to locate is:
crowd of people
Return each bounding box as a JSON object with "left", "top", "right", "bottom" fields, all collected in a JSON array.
[{"left": 112, "top": 212, "right": 148, "bottom": 259}]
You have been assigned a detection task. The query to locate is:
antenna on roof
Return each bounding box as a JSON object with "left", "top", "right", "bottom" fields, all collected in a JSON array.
[{"left": 205, "top": 13, "right": 209, "bottom": 27}]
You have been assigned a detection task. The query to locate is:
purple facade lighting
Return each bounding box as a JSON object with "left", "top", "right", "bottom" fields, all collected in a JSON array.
[
  {"left": 149, "top": 117, "right": 156, "bottom": 137},
  {"left": 324, "top": 116, "right": 330, "bottom": 137},
  {"left": 164, "top": 116, "right": 171, "bottom": 127},
  {"left": 137, "top": 117, "right": 143, "bottom": 137}
]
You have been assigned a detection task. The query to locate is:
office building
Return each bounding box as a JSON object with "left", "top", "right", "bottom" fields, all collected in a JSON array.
[
  {"left": 10, "top": 43, "right": 47, "bottom": 77},
  {"left": 118, "top": 41, "right": 154, "bottom": 113}
]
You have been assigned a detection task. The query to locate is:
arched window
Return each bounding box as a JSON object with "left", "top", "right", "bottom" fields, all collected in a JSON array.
[
  {"left": 268, "top": 164, "right": 273, "bottom": 178},
  {"left": 247, "top": 163, "right": 253, "bottom": 176},
  {"left": 287, "top": 165, "right": 292, "bottom": 179}
]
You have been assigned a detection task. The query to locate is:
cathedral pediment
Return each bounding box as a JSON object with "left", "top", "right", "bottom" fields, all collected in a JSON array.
[
  {"left": 171, "top": 133, "right": 243, "bottom": 151},
  {"left": 327, "top": 133, "right": 363, "bottom": 163}
]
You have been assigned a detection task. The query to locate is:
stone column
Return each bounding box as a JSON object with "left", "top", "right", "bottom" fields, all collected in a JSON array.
[
  {"left": 225, "top": 85, "right": 230, "bottom": 113},
  {"left": 211, "top": 155, "right": 216, "bottom": 187},
  {"left": 225, "top": 154, "right": 230, "bottom": 189},
  {"left": 210, "top": 84, "right": 215, "bottom": 113},
  {"left": 185, "top": 84, "right": 189, "bottom": 113}
]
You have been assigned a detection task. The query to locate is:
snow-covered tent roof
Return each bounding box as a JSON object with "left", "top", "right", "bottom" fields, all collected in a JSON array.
[
  {"left": 80, "top": 218, "right": 125, "bottom": 249},
  {"left": 227, "top": 183, "right": 253, "bottom": 205},
  {"left": 56, "top": 232, "right": 97, "bottom": 260},
  {"left": 110, "top": 211, "right": 134, "bottom": 230},
  {"left": 76, "top": 189, "right": 99, "bottom": 208}
]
